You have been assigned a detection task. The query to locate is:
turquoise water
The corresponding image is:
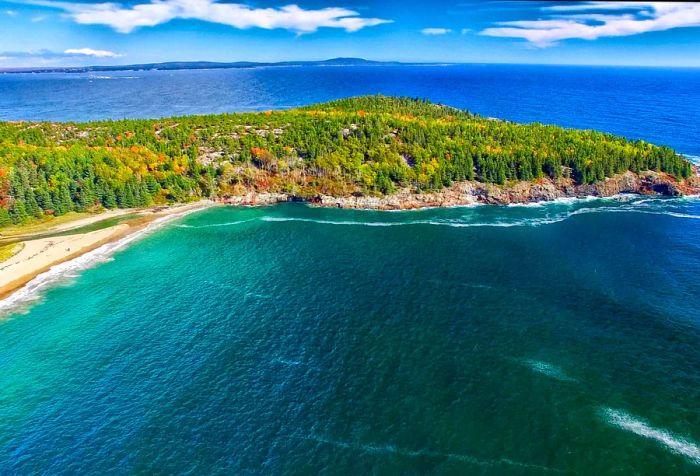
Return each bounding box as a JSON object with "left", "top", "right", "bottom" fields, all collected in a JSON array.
[{"left": 1, "top": 197, "right": 699, "bottom": 474}]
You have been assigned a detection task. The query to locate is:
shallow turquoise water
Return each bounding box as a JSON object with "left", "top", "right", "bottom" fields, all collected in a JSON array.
[{"left": 1, "top": 198, "right": 700, "bottom": 474}]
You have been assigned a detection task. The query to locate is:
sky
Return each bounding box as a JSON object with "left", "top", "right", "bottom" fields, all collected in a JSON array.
[{"left": 1, "top": 1, "right": 700, "bottom": 68}]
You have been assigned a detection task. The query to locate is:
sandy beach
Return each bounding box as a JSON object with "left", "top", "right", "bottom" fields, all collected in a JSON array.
[{"left": 0, "top": 201, "right": 214, "bottom": 301}]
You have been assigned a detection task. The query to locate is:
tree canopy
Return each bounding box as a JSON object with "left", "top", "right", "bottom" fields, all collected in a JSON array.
[{"left": 0, "top": 95, "right": 692, "bottom": 225}]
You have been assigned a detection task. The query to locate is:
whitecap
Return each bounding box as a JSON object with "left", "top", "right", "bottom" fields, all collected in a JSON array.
[
  {"left": 603, "top": 408, "right": 700, "bottom": 464},
  {"left": 522, "top": 360, "right": 576, "bottom": 382}
]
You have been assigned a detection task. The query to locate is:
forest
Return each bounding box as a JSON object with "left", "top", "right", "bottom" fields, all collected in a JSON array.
[{"left": 0, "top": 95, "right": 693, "bottom": 225}]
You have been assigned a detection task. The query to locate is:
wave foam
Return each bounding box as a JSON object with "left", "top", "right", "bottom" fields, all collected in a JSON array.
[
  {"left": 0, "top": 207, "right": 207, "bottom": 316},
  {"left": 260, "top": 216, "right": 566, "bottom": 228},
  {"left": 175, "top": 218, "right": 254, "bottom": 229},
  {"left": 522, "top": 360, "right": 576, "bottom": 382},
  {"left": 684, "top": 154, "right": 700, "bottom": 165},
  {"left": 603, "top": 408, "right": 700, "bottom": 464}
]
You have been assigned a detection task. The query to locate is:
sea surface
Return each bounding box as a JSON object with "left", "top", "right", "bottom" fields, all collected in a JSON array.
[
  {"left": 1, "top": 65, "right": 700, "bottom": 474},
  {"left": 1, "top": 64, "right": 700, "bottom": 156}
]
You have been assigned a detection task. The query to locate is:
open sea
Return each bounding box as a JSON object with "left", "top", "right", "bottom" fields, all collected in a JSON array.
[{"left": 1, "top": 65, "right": 699, "bottom": 474}]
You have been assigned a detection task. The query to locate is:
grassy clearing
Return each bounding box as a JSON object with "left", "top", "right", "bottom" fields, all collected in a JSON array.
[
  {"left": 0, "top": 242, "right": 23, "bottom": 263},
  {"left": 0, "top": 214, "right": 144, "bottom": 246},
  {"left": 0, "top": 212, "right": 94, "bottom": 238}
]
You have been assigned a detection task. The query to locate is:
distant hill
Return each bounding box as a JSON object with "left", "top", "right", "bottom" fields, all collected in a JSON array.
[{"left": 0, "top": 58, "right": 416, "bottom": 74}]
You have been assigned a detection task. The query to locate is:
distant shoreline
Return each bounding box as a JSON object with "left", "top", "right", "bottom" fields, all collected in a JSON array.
[{"left": 0, "top": 58, "right": 424, "bottom": 75}]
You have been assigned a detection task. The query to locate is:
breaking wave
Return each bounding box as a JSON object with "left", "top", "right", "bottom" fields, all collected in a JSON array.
[
  {"left": 258, "top": 196, "right": 699, "bottom": 229},
  {"left": 603, "top": 408, "right": 700, "bottom": 464},
  {"left": 0, "top": 207, "right": 207, "bottom": 316}
]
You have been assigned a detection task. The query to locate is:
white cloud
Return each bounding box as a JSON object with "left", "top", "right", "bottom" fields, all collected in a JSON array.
[
  {"left": 481, "top": 2, "right": 700, "bottom": 47},
  {"left": 27, "top": 0, "right": 392, "bottom": 34},
  {"left": 4, "top": 9, "right": 18, "bottom": 16},
  {"left": 64, "top": 48, "right": 121, "bottom": 58},
  {"left": 31, "top": 15, "right": 47, "bottom": 22},
  {"left": 460, "top": 28, "right": 471, "bottom": 35},
  {"left": 421, "top": 28, "right": 451, "bottom": 35}
]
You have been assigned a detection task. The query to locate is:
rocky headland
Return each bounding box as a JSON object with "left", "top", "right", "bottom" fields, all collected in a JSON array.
[{"left": 217, "top": 167, "right": 700, "bottom": 210}]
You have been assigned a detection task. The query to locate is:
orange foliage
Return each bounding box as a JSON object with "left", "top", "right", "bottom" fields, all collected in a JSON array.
[{"left": 250, "top": 147, "right": 266, "bottom": 157}]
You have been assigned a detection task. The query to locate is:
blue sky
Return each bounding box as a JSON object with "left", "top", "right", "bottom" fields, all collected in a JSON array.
[{"left": 1, "top": 1, "right": 700, "bottom": 67}]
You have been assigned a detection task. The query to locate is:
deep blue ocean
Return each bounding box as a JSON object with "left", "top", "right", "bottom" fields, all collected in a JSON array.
[
  {"left": 1, "top": 65, "right": 699, "bottom": 474},
  {"left": 1, "top": 64, "right": 700, "bottom": 156}
]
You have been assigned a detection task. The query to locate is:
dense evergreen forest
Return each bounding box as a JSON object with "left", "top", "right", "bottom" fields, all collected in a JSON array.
[{"left": 0, "top": 95, "right": 693, "bottom": 225}]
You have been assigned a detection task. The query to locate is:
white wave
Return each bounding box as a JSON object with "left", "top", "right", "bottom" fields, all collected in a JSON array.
[
  {"left": 260, "top": 216, "right": 567, "bottom": 228},
  {"left": 665, "top": 212, "right": 700, "bottom": 220},
  {"left": 684, "top": 154, "right": 700, "bottom": 165},
  {"left": 0, "top": 206, "right": 208, "bottom": 316},
  {"left": 301, "top": 434, "right": 565, "bottom": 473},
  {"left": 506, "top": 195, "right": 602, "bottom": 208},
  {"left": 567, "top": 206, "right": 700, "bottom": 221},
  {"left": 261, "top": 216, "right": 402, "bottom": 227},
  {"left": 175, "top": 218, "right": 254, "bottom": 229},
  {"left": 522, "top": 360, "right": 576, "bottom": 382},
  {"left": 603, "top": 408, "right": 700, "bottom": 464}
]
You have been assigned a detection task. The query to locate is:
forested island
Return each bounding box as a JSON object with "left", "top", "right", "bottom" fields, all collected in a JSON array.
[{"left": 1, "top": 95, "right": 697, "bottom": 225}]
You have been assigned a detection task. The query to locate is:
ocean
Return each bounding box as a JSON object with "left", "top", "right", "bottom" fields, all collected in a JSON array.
[{"left": 0, "top": 65, "right": 699, "bottom": 474}]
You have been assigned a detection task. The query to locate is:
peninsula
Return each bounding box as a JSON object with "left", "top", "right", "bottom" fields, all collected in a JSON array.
[
  {"left": 0, "top": 95, "right": 698, "bottom": 300},
  {"left": 1, "top": 96, "right": 697, "bottom": 217}
]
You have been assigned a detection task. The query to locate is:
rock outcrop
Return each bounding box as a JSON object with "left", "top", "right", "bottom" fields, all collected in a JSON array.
[{"left": 216, "top": 168, "right": 700, "bottom": 210}]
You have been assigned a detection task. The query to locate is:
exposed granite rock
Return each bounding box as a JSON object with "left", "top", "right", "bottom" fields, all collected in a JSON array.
[
  {"left": 218, "top": 192, "right": 289, "bottom": 206},
  {"left": 215, "top": 168, "right": 700, "bottom": 210}
]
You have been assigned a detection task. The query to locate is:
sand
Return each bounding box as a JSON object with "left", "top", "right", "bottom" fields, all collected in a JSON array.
[{"left": 0, "top": 201, "right": 214, "bottom": 301}]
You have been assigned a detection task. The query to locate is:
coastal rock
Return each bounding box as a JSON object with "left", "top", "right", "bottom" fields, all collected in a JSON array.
[
  {"left": 216, "top": 169, "right": 700, "bottom": 210},
  {"left": 218, "top": 192, "right": 289, "bottom": 206}
]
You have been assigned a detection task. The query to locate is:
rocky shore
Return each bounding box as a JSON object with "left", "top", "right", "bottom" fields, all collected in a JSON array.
[{"left": 216, "top": 168, "right": 700, "bottom": 210}]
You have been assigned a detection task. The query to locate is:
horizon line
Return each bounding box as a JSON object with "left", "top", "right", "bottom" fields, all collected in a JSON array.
[{"left": 2, "top": 57, "right": 700, "bottom": 72}]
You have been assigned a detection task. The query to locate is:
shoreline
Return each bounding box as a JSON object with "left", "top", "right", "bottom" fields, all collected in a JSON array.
[
  {"left": 1, "top": 168, "right": 698, "bottom": 305},
  {"left": 217, "top": 169, "right": 700, "bottom": 210},
  {"left": 0, "top": 201, "right": 215, "bottom": 304}
]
